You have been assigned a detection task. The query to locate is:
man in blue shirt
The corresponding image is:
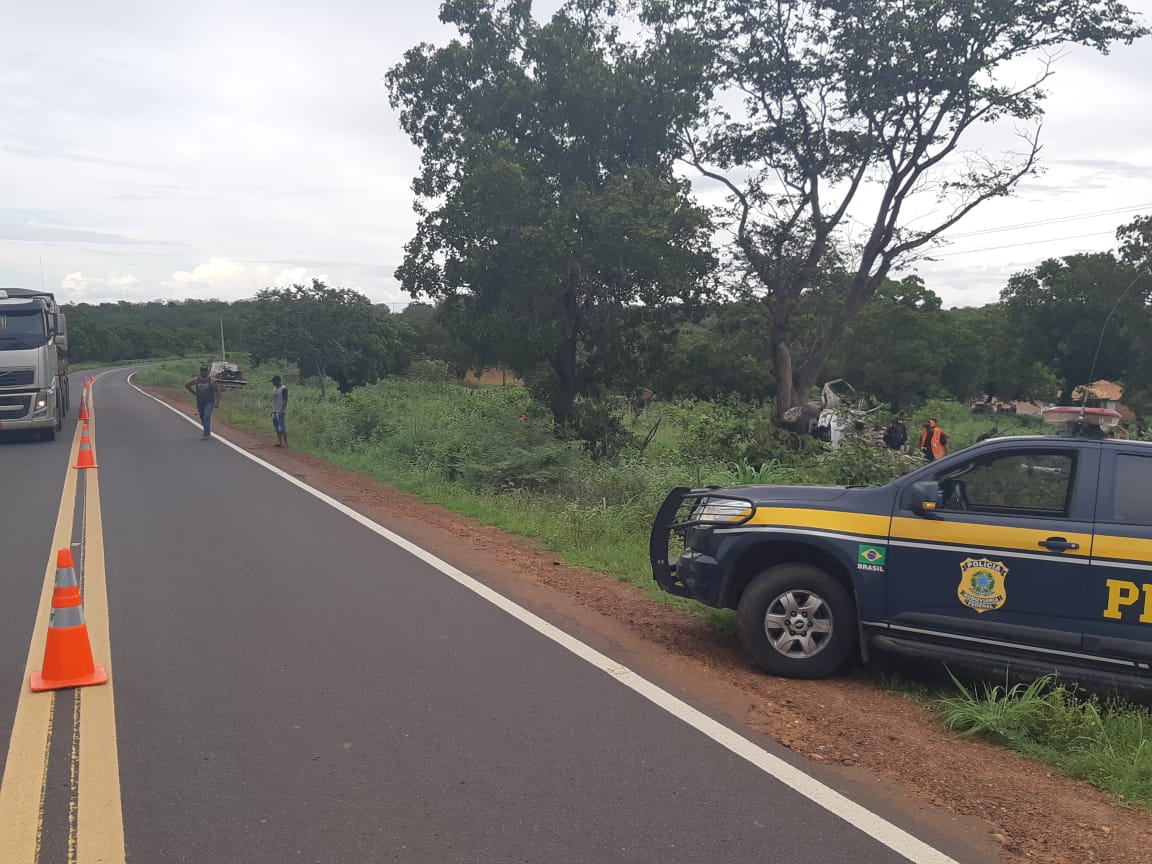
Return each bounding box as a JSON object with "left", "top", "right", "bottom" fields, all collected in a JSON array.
[{"left": 184, "top": 366, "right": 220, "bottom": 440}]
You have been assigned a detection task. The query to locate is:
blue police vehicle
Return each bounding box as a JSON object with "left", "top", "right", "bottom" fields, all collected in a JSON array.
[{"left": 650, "top": 409, "right": 1152, "bottom": 689}]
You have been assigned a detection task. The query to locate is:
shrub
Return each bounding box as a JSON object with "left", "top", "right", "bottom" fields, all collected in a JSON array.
[{"left": 570, "top": 396, "right": 636, "bottom": 460}]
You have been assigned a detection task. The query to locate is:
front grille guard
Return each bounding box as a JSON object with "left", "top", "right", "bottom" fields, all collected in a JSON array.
[{"left": 649, "top": 487, "right": 753, "bottom": 596}]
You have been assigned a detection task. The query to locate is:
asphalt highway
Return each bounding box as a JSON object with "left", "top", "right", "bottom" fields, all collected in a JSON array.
[{"left": 0, "top": 369, "right": 975, "bottom": 864}]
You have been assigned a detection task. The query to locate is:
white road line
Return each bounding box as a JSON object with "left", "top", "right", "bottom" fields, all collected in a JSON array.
[{"left": 127, "top": 372, "right": 962, "bottom": 864}]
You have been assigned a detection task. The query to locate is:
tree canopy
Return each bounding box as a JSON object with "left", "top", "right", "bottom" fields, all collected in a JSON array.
[
  {"left": 248, "top": 280, "right": 412, "bottom": 397},
  {"left": 387, "top": 0, "right": 715, "bottom": 427},
  {"left": 644, "top": 0, "right": 1148, "bottom": 417}
]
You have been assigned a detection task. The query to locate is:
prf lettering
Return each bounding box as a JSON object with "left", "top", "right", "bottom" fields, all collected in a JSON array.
[{"left": 1103, "top": 579, "right": 1152, "bottom": 623}]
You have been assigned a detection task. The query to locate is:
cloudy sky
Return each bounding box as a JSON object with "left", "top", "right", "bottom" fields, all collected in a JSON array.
[{"left": 2, "top": 1, "right": 1150, "bottom": 310}]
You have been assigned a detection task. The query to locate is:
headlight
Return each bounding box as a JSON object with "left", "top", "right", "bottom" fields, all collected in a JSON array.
[
  {"left": 692, "top": 497, "right": 755, "bottom": 524},
  {"left": 33, "top": 388, "right": 53, "bottom": 414}
]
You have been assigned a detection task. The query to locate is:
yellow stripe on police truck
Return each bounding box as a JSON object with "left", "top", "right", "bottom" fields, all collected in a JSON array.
[{"left": 891, "top": 517, "right": 1093, "bottom": 558}]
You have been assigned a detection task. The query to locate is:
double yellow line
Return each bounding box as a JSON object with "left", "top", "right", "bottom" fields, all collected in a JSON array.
[{"left": 0, "top": 387, "right": 125, "bottom": 864}]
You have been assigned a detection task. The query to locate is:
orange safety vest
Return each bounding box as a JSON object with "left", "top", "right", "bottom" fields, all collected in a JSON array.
[{"left": 919, "top": 424, "right": 948, "bottom": 460}]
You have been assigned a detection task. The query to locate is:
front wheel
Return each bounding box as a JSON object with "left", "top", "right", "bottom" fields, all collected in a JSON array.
[{"left": 736, "top": 563, "right": 857, "bottom": 679}]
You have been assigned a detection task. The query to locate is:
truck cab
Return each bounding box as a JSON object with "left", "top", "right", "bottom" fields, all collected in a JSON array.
[
  {"left": 0, "top": 288, "right": 70, "bottom": 440},
  {"left": 650, "top": 427, "right": 1152, "bottom": 691}
]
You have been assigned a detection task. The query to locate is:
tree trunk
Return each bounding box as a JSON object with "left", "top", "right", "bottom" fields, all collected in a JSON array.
[
  {"left": 548, "top": 337, "right": 577, "bottom": 430},
  {"left": 316, "top": 358, "right": 328, "bottom": 399},
  {"left": 548, "top": 278, "right": 581, "bottom": 431},
  {"left": 770, "top": 325, "right": 803, "bottom": 419}
]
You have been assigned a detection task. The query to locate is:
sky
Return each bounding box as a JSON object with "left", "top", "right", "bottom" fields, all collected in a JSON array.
[{"left": 2, "top": 1, "right": 1151, "bottom": 311}]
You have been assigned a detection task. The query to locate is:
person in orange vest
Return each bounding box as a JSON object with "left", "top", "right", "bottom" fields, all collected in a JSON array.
[{"left": 919, "top": 418, "right": 949, "bottom": 461}]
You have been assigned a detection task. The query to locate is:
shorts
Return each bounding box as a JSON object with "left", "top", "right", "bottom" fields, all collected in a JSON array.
[{"left": 272, "top": 413, "right": 286, "bottom": 433}]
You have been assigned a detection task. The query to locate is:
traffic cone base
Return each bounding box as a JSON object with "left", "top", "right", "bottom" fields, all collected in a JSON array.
[{"left": 31, "top": 662, "right": 108, "bottom": 692}]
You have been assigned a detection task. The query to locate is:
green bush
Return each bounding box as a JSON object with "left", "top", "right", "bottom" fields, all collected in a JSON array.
[
  {"left": 570, "top": 396, "right": 636, "bottom": 460},
  {"left": 813, "top": 435, "right": 910, "bottom": 486},
  {"left": 459, "top": 438, "right": 582, "bottom": 492},
  {"left": 677, "top": 398, "right": 787, "bottom": 467}
]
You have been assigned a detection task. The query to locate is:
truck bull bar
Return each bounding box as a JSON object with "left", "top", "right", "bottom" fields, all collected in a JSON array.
[{"left": 649, "top": 486, "right": 754, "bottom": 597}]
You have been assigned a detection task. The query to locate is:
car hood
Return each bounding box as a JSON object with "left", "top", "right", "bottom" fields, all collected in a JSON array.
[{"left": 713, "top": 485, "right": 849, "bottom": 503}]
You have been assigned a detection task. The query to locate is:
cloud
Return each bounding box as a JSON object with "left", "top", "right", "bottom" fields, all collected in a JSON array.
[
  {"left": 160, "top": 258, "right": 326, "bottom": 298},
  {"left": 1, "top": 142, "right": 156, "bottom": 172},
  {"left": 60, "top": 271, "right": 141, "bottom": 301},
  {"left": 0, "top": 223, "right": 173, "bottom": 246},
  {"left": 0, "top": 209, "right": 187, "bottom": 247},
  {"left": 1049, "top": 158, "right": 1152, "bottom": 181},
  {"left": 36, "top": 254, "right": 409, "bottom": 307}
]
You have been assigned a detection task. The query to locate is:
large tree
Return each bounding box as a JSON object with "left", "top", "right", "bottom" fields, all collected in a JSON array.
[
  {"left": 387, "top": 0, "right": 715, "bottom": 428},
  {"left": 645, "top": 0, "right": 1147, "bottom": 417}
]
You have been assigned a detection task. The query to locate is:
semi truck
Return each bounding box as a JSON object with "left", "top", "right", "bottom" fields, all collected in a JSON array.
[{"left": 0, "top": 287, "right": 70, "bottom": 441}]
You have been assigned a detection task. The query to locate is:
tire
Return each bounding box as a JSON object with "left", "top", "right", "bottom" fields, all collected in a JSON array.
[
  {"left": 40, "top": 427, "right": 56, "bottom": 442},
  {"left": 736, "top": 563, "right": 857, "bottom": 679}
]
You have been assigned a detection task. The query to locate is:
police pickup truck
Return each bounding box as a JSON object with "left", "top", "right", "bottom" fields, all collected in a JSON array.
[{"left": 650, "top": 418, "right": 1152, "bottom": 689}]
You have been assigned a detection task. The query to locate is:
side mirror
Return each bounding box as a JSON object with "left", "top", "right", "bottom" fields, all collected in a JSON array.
[
  {"left": 905, "top": 481, "right": 942, "bottom": 517},
  {"left": 50, "top": 312, "right": 68, "bottom": 350}
]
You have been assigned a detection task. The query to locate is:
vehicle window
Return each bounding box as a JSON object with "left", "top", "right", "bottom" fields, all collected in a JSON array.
[
  {"left": 938, "top": 453, "right": 1073, "bottom": 516},
  {"left": 1113, "top": 454, "right": 1152, "bottom": 524}
]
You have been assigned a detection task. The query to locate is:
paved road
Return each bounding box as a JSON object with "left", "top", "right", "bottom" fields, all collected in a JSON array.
[{"left": 1, "top": 370, "right": 974, "bottom": 863}]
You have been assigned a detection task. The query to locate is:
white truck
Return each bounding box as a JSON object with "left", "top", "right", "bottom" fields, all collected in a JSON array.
[{"left": 0, "top": 288, "right": 70, "bottom": 441}]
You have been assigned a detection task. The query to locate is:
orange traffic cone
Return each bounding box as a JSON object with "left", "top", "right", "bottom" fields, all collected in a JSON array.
[
  {"left": 30, "top": 549, "right": 108, "bottom": 692},
  {"left": 79, "top": 401, "right": 90, "bottom": 421},
  {"left": 75, "top": 429, "right": 98, "bottom": 469}
]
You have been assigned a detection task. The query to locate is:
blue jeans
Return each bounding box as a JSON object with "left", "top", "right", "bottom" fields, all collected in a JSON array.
[{"left": 198, "top": 401, "right": 215, "bottom": 437}]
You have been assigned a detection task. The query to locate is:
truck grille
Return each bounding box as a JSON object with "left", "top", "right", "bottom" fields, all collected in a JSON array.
[
  {"left": 0, "top": 369, "right": 35, "bottom": 387},
  {"left": 0, "top": 395, "right": 32, "bottom": 417}
]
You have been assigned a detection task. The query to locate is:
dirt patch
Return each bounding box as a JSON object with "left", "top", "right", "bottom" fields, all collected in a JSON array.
[{"left": 148, "top": 385, "right": 1152, "bottom": 864}]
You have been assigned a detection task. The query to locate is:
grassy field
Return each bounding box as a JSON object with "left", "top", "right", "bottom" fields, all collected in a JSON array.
[{"left": 134, "top": 359, "right": 1152, "bottom": 809}]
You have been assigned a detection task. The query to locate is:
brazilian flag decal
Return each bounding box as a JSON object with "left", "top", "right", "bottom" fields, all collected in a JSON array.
[{"left": 858, "top": 545, "right": 886, "bottom": 567}]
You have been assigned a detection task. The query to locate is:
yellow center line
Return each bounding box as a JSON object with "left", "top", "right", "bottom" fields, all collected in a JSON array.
[
  {"left": 0, "top": 413, "right": 83, "bottom": 864},
  {"left": 76, "top": 435, "right": 126, "bottom": 863}
]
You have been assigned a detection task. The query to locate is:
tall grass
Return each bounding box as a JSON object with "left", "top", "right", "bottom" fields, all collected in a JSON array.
[{"left": 936, "top": 672, "right": 1152, "bottom": 806}]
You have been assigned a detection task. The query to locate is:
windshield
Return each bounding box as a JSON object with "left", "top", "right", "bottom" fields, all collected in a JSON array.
[{"left": 0, "top": 309, "right": 47, "bottom": 350}]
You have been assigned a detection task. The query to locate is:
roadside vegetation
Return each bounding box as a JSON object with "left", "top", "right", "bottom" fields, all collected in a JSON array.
[
  {"left": 936, "top": 674, "right": 1152, "bottom": 808},
  {"left": 135, "top": 358, "right": 1152, "bottom": 811}
]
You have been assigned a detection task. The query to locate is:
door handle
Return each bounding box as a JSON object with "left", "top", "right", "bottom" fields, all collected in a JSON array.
[{"left": 1038, "top": 537, "right": 1080, "bottom": 552}]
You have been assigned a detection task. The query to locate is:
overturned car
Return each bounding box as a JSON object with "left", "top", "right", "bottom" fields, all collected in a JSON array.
[{"left": 211, "top": 360, "right": 248, "bottom": 390}]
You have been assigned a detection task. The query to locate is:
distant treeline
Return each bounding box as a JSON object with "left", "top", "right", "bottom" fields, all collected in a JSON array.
[{"left": 62, "top": 252, "right": 1152, "bottom": 419}]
